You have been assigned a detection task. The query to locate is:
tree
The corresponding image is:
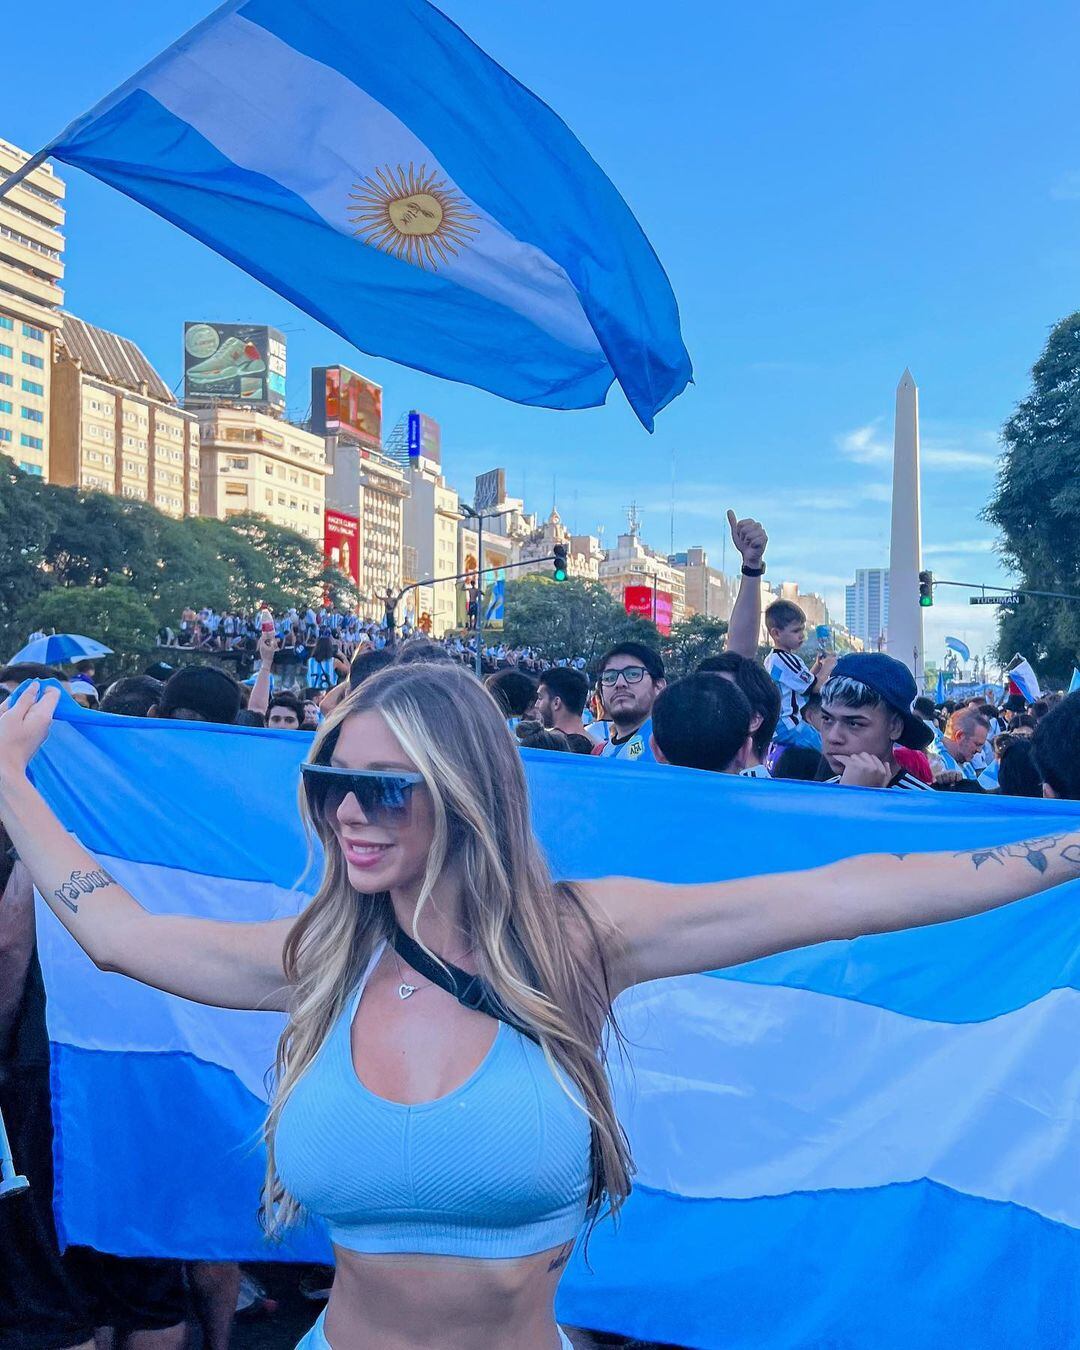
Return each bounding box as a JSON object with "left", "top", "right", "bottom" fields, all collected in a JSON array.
[
  {"left": 984, "top": 312, "right": 1080, "bottom": 685},
  {"left": 214, "top": 513, "right": 325, "bottom": 613},
  {"left": 664, "top": 614, "right": 729, "bottom": 677},
  {"left": 20, "top": 581, "right": 158, "bottom": 676},
  {"left": 0, "top": 464, "right": 60, "bottom": 653},
  {"left": 502, "top": 577, "right": 661, "bottom": 665}
]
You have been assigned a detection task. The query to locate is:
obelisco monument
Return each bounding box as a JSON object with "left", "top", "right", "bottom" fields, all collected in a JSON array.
[{"left": 887, "top": 368, "right": 924, "bottom": 679}]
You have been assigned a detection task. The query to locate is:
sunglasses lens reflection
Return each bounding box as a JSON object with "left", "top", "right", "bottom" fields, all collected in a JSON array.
[{"left": 304, "top": 770, "right": 415, "bottom": 826}]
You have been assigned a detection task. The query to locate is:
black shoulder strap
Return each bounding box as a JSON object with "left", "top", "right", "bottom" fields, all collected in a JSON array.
[{"left": 389, "top": 925, "right": 538, "bottom": 1044}]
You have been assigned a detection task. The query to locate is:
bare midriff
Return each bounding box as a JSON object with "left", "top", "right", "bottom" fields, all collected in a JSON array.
[{"left": 321, "top": 1240, "right": 574, "bottom": 1349}]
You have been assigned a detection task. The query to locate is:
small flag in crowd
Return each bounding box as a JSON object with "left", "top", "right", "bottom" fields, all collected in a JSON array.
[
  {"left": 21, "top": 0, "right": 691, "bottom": 428},
  {"left": 1007, "top": 654, "right": 1042, "bottom": 703},
  {"left": 1070, "top": 668, "right": 1080, "bottom": 695}
]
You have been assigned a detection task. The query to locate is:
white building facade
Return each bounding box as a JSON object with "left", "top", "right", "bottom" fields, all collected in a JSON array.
[{"left": 845, "top": 568, "right": 890, "bottom": 649}]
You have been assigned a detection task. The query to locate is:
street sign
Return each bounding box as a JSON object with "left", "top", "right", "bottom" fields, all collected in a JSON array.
[{"left": 969, "top": 593, "right": 1024, "bottom": 606}]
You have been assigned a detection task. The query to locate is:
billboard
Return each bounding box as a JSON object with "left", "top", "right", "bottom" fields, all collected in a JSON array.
[
  {"left": 311, "top": 366, "right": 382, "bottom": 449},
  {"left": 624, "top": 584, "right": 673, "bottom": 636},
  {"left": 474, "top": 468, "right": 506, "bottom": 511},
  {"left": 324, "top": 509, "right": 360, "bottom": 589},
  {"left": 184, "top": 323, "right": 286, "bottom": 409},
  {"left": 407, "top": 410, "right": 441, "bottom": 465}
]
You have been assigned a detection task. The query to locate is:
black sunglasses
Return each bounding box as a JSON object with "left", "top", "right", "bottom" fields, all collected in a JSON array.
[{"left": 300, "top": 763, "right": 424, "bottom": 826}]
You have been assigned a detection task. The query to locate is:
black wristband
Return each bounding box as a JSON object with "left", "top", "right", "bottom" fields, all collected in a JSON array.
[{"left": 741, "top": 563, "right": 766, "bottom": 577}]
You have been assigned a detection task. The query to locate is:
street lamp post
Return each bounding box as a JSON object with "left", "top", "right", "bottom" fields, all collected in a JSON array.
[{"left": 461, "top": 503, "right": 511, "bottom": 679}]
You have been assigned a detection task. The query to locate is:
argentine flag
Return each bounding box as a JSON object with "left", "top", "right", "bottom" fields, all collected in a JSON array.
[
  {"left": 29, "top": 696, "right": 1080, "bottom": 1348},
  {"left": 19, "top": 0, "right": 690, "bottom": 428}
]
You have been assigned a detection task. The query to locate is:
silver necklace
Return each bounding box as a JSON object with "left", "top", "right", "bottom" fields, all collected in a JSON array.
[{"left": 391, "top": 948, "right": 429, "bottom": 1001}]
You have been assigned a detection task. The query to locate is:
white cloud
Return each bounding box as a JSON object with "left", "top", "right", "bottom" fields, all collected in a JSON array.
[
  {"left": 836, "top": 420, "right": 999, "bottom": 475},
  {"left": 837, "top": 422, "right": 889, "bottom": 465},
  {"left": 924, "top": 539, "right": 996, "bottom": 556},
  {"left": 922, "top": 446, "right": 998, "bottom": 470}
]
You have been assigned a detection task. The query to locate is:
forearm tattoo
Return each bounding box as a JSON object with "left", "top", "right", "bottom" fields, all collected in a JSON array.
[
  {"left": 52, "top": 867, "right": 115, "bottom": 915},
  {"left": 957, "top": 835, "right": 1080, "bottom": 875}
]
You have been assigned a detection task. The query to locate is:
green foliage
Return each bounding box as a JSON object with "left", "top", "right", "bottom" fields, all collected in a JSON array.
[
  {"left": 664, "top": 614, "right": 729, "bottom": 677},
  {"left": 984, "top": 313, "right": 1080, "bottom": 684},
  {"left": 23, "top": 582, "right": 158, "bottom": 675},
  {"left": 502, "top": 576, "right": 660, "bottom": 665},
  {"left": 0, "top": 467, "right": 329, "bottom": 666}
]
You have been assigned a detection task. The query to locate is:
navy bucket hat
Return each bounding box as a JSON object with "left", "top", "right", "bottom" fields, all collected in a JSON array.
[{"left": 827, "top": 652, "right": 934, "bottom": 751}]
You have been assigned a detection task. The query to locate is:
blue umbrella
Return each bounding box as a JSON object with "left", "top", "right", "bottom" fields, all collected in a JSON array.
[{"left": 8, "top": 634, "right": 114, "bottom": 665}]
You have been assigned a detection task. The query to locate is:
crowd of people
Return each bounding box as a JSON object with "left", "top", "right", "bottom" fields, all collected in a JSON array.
[{"left": 2, "top": 510, "right": 1079, "bottom": 1350}]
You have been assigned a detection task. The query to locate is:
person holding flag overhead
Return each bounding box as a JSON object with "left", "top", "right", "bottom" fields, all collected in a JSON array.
[{"left": 4, "top": 670, "right": 1080, "bottom": 1350}]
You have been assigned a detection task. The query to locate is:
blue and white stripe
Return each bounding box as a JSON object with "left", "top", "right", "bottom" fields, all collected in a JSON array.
[
  {"left": 41, "top": 0, "right": 690, "bottom": 427},
  {"left": 30, "top": 698, "right": 1080, "bottom": 1346}
]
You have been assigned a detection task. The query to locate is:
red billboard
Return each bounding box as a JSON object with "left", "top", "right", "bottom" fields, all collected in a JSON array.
[
  {"left": 324, "top": 509, "right": 360, "bottom": 589},
  {"left": 311, "top": 365, "right": 382, "bottom": 450},
  {"left": 624, "top": 584, "right": 673, "bottom": 636}
]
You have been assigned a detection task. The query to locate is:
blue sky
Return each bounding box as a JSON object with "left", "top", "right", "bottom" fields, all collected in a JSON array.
[{"left": 7, "top": 0, "right": 1080, "bottom": 663}]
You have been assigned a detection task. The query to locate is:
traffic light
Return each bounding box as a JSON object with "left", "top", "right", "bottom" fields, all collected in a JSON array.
[
  {"left": 553, "top": 543, "right": 568, "bottom": 582},
  {"left": 919, "top": 570, "right": 934, "bottom": 607}
]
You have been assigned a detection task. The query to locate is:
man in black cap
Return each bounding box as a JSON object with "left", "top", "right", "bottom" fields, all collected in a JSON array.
[{"left": 819, "top": 653, "right": 936, "bottom": 790}]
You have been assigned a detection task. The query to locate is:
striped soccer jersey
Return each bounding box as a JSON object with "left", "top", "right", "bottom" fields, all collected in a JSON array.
[
  {"left": 765, "top": 648, "right": 815, "bottom": 732},
  {"left": 826, "top": 770, "right": 935, "bottom": 791}
]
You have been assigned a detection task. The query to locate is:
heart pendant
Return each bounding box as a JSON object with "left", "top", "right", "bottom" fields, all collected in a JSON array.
[{"left": 398, "top": 982, "right": 417, "bottom": 1000}]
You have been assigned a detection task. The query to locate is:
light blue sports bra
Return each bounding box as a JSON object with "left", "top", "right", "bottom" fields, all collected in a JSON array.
[{"left": 275, "top": 942, "right": 592, "bottom": 1258}]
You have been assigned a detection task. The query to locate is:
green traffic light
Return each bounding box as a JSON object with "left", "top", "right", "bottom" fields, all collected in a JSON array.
[
  {"left": 919, "top": 595, "right": 932, "bottom": 607},
  {"left": 554, "top": 568, "right": 567, "bottom": 582}
]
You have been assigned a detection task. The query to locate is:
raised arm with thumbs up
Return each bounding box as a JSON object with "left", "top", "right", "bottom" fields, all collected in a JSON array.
[{"left": 725, "top": 508, "right": 768, "bottom": 658}]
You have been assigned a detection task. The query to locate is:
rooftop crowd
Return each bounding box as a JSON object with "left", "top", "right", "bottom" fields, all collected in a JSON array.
[{"left": 3, "top": 510, "right": 1079, "bottom": 1350}]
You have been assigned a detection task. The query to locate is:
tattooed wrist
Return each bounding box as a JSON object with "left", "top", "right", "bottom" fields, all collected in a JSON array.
[
  {"left": 958, "top": 834, "right": 1080, "bottom": 875},
  {"left": 52, "top": 867, "right": 115, "bottom": 915}
]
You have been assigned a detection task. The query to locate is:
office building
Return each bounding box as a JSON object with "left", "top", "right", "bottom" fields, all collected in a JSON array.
[
  {"left": 0, "top": 138, "right": 65, "bottom": 479},
  {"left": 50, "top": 315, "right": 200, "bottom": 515},
  {"left": 670, "top": 547, "right": 739, "bottom": 621},
  {"left": 324, "top": 434, "right": 406, "bottom": 614},
  {"left": 845, "top": 568, "right": 890, "bottom": 648},
  {"left": 196, "top": 405, "right": 328, "bottom": 543}
]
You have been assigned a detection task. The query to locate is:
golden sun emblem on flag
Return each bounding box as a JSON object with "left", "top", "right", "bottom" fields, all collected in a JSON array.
[{"left": 348, "top": 164, "right": 480, "bottom": 271}]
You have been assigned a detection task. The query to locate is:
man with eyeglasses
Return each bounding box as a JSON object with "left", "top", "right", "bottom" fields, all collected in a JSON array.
[{"left": 592, "top": 642, "right": 666, "bottom": 763}]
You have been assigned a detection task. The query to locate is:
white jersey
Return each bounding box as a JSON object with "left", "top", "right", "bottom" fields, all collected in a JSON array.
[{"left": 765, "top": 649, "right": 815, "bottom": 731}]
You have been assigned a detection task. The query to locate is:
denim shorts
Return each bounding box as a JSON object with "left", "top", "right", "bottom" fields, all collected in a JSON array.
[{"left": 295, "top": 1309, "right": 574, "bottom": 1348}]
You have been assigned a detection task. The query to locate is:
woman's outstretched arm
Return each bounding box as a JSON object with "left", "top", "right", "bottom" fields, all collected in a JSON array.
[
  {"left": 583, "top": 831, "right": 1080, "bottom": 991},
  {"left": 0, "top": 684, "right": 293, "bottom": 1011}
]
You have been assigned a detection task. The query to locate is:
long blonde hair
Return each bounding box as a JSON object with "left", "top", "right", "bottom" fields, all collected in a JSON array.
[{"left": 261, "top": 661, "right": 633, "bottom": 1236}]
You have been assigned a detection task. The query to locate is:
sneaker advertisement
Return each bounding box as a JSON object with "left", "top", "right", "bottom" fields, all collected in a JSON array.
[{"left": 184, "top": 321, "right": 287, "bottom": 409}]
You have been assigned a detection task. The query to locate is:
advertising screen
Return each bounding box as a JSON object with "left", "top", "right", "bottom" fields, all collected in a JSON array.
[
  {"left": 312, "top": 366, "right": 382, "bottom": 449},
  {"left": 324, "top": 509, "right": 360, "bottom": 589},
  {"left": 474, "top": 468, "right": 506, "bottom": 511},
  {"left": 624, "top": 584, "right": 673, "bottom": 635},
  {"left": 184, "top": 323, "right": 286, "bottom": 409},
  {"left": 407, "top": 411, "right": 441, "bottom": 465}
]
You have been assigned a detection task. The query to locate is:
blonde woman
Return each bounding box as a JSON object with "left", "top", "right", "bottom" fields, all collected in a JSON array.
[{"left": 1, "top": 668, "right": 1077, "bottom": 1350}]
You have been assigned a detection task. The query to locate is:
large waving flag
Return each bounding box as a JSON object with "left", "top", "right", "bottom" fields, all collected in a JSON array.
[
  {"left": 29, "top": 698, "right": 1080, "bottom": 1348},
  {"left": 945, "top": 635, "right": 971, "bottom": 664},
  {"left": 8, "top": 0, "right": 690, "bottom": 428}
]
